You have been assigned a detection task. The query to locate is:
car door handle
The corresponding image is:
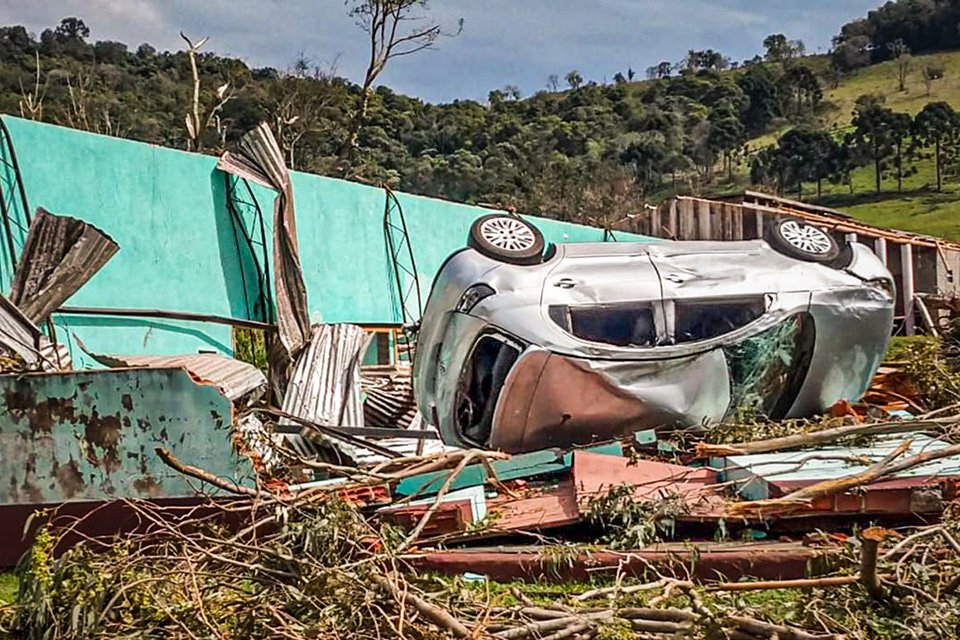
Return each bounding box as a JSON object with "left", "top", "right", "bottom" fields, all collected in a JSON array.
[{"left": 554, "top": 278, "right": 576, "bottom": 289}]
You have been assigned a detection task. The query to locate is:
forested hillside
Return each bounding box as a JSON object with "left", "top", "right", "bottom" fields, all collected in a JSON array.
[{"left": 3, "top": 1, "right": 960, "bottom": 236}]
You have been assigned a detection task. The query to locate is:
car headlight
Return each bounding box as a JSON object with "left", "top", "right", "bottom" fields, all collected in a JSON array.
[
  {"left": 456, "top": 284, "right": 495, "bottom": 313},
  {"left": 867, "top": 278, "right": 896, "bottom": 299}
]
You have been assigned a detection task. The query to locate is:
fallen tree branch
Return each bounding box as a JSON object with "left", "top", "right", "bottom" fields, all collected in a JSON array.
[
  {"left": 371, "top": 572, "right": 471, "bottom": 638},
  {"left": 727, "top": 616, "right": 843, "bottom": 640},
  {"left": 704, "top": 575, "right": 869, "bottom": 591},
  {"left": 155, "top": 447, "right": 261, "bottom": 497},
  {"left": 860, "top": 527, "right": 888, "bottom": 600},
  {"left": 697, "top": 419, "right": 950, "bottom": 457},
  {"left": 727, "top": 440, "right": 912, "bottom": 517}
]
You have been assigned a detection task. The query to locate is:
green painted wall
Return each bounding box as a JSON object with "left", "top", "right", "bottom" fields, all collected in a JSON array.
[{"left": 0, "top": 116, "right": 649, "bottom": 365}]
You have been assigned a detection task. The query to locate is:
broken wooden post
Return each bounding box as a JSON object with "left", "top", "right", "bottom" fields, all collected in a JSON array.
[
  {"left": 860, "top": 527, "right": 887, "bottom": 600},
  {"left": 901, "top": 243, "right": 916, "bottom": 335}
]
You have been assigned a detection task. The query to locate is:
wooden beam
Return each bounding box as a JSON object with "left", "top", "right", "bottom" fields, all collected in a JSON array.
[
  {"left": 875, "top": 237, "right": 888, "bottom": 266},
  {"left": 697, "top": 199, "right": 711, "bottom": 240},
  {"left": 901, "top": 243, "right": 916, "bottom": 335}
]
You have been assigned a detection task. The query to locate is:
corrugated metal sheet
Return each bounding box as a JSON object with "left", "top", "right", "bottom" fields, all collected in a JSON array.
[
  {"left": 351, "top": 431, "right": 458, "bottom": 466},
  {"left": 10, "top": 207, "right": 119, "bottom": 324},
  {"left": 361, "top": 366, "right": 418, "bottom": 429},
  {"left": 83, "top": 351, "right": 267, "bottom": 401},
  {"left": 38, "top": 335, "right": 72, "bottom": 371},
  {"left": 217, "top": 124, "right": 310, "bottom": 396},
  {"left": 0, "top": 292, "right": 41, "bottom": 366},
  {"left": 282, "top": 324, "right": 372, "bottom": 458}
]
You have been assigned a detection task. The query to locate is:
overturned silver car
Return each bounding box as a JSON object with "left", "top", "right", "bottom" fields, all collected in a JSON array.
[{"left": 413, "top": 214, "right": 895, "bottom": 454}]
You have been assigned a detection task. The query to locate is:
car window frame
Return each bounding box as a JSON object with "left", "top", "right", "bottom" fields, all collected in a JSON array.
[
  {"left": 548, "top": 300, "right": 668, "bottom": 349},
  {"left": 667, "top": 294, "right": 772, "bottom": 345},
  {"left": 453, "top": 330, "right": 524, "bottom": 448}
]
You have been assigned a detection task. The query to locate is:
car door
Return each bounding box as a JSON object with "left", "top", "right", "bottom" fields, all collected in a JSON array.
[
  {"left": 647, "top": 242, "right": 807, "bottom": 345},
  {"left": 540, "top": 244, "right": 667, "bottom": 350}
]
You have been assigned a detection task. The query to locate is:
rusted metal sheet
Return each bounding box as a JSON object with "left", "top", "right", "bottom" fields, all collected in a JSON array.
[
  {"left": 10, "top": 207, "right": 119, "bottom": 324},
  {"left": 83, "top": 352, "right": 267, "bottom": 401},
  {"left": 217, "top": 124, "right": 310, "bottom": 395},
  {"left": 0, "top": 367, "right": 254, "bottom": 508},
  {"left": 282, "top": 324, "right": 373, "bottom": 458},
  {"left": 404, "top": 541, "right": 832, "bottom": 583}
]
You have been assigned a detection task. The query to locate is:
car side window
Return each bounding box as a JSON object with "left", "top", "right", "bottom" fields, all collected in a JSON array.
[
  {"left": 673, "top": 297, "right": 766, "bottom": 343},
  {"left": 550, "top": 304, "right": 657, "bottom": 348}
]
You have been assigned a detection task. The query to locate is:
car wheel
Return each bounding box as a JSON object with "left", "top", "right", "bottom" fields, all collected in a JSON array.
[
  {"left": 765, "top": 217, "right": 841, "bottom": 264},
  {"left": 468, "top": 214, "right": 545, "bottom": 265}
]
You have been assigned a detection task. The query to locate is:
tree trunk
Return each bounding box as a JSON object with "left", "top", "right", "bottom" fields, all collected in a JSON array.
[
  {"left": 896, "top": 141, "right": 903, "bottom": 193},
  {"left": 936, "top": 138, "right": 943, "bottom": 192},
  {"left": 874, "top": 144, "right": 882, "bottom": 194},
  {"left": 338, "top": 84, "right": 372, "bottom": 175},
  {"left": 817, "top": 177, "right": 822, "bottom": 198}
]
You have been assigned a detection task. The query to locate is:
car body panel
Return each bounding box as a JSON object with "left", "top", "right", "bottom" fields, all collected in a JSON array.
[
  {"left": 413, "top": 236, "right": 895, "bottom": 454},
  {"left": 489, "top": 347, "right": 730, "bottom": 452}
]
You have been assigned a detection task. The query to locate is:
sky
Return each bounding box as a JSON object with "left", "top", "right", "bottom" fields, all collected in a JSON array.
[{"left": 0, "top": 0, "right": 883, "bottom": 104}]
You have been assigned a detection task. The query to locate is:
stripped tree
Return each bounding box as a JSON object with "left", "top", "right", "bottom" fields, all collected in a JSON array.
[
  {"left": 337, "top": 0, "right": 460, "bottom": 175},
  {"left": 18, "top": 51, "right": 46, "bottom": 121},
  {"left": 180, "top": 31, "right": 232, "bottom": 152}
]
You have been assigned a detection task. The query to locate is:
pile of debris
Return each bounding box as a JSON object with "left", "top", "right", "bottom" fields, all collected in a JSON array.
[
  {"left": 7, "top": 122, "right": 960, "bottom": 639},
  {"left": 6, "top": 404, "right": 960, "bottom": 639}
]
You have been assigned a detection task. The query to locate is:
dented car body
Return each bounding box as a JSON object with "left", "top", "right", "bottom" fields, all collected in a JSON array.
[{"left": 414, "top": 216, "right": 895, "bottom": 454}]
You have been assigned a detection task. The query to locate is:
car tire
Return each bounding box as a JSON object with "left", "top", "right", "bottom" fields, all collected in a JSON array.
[
  {"left": 764, "top": 217, "right": 841, "bottom": 265},
  {"left": 468, "top": 214, "right": 545, "bottom": 265}
]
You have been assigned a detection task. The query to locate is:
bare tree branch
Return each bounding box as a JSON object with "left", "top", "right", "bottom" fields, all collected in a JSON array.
[{"left": 336, "top": 0, "right": 460, "bottom": 174}]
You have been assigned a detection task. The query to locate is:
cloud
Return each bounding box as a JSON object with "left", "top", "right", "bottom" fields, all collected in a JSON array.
[{"left": 0, "top": 0, "right": 883, "bottom": 102}]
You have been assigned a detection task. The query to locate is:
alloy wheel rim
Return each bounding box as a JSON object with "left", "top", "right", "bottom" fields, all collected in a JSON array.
[
  {"left": 480, "top": 217, "right": 536, "bottom": 252},
  {"left": 779, "top": 220, "right": 832, "bottom": 254}
]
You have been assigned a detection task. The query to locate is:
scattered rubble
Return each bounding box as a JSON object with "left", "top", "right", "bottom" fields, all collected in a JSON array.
[{"left": 7, "top": 123, "right": 960, "bottom": 639}]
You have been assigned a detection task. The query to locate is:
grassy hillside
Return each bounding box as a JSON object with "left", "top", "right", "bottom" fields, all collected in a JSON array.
[
  {"left": 739, "top": 50, "right": 960, "bottom": 241},
  {"left": 823, "top": 51, "right": 960, "bottom": 127}
]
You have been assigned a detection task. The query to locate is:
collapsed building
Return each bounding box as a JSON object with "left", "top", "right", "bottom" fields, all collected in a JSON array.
[
  {"left": 3, "top": 112, "right": 960, "bottom": 625},
  {"left": 0, "top": 115, "right": 650, "bottom": 563}
]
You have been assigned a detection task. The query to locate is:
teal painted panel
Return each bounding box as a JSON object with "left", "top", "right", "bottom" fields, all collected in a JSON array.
[
  {"left": 0, "top": 367, "right": 255, "bottom": 505},
  {"left": 0, "top": 115, "right": 651, "bottom": 361},
  {"left": 395, "top": 442, "right": 623, "bottom": 497}
]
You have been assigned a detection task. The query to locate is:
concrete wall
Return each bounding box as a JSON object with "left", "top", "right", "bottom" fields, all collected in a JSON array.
[{"left": 0, "top": 116, "right": 647, "bottom": 366}]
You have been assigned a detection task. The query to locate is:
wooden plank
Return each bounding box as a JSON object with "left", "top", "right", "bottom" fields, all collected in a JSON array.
[
  {"left": 901, "top": 243, "right": 915, "bottom": 336},
  {"left": 733, "top": 207, "right": 744, "bottom": 240},
  {"left": 723, "top": 204, "right": 735, "bottom": 241},
  {"left": 915, "top": 296, "right": 940, "bottom": 338},
  {"left": 697, "top": 199, "right": 711, "bottom": 240},
  {"left": 650, "top": 204, "right": 661, "bottom": 237},
  {"left": 874, "top": 237, "right": 888, "bottom": 265},
  {"left": 679, "top": 199, "right": 694, "bottom": 239},
  {"left": 711, "top": 203, "right": 724, "bottom": 241},
  {"left": 667, "top": 200, "right": 678, "bottom": 239}
]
